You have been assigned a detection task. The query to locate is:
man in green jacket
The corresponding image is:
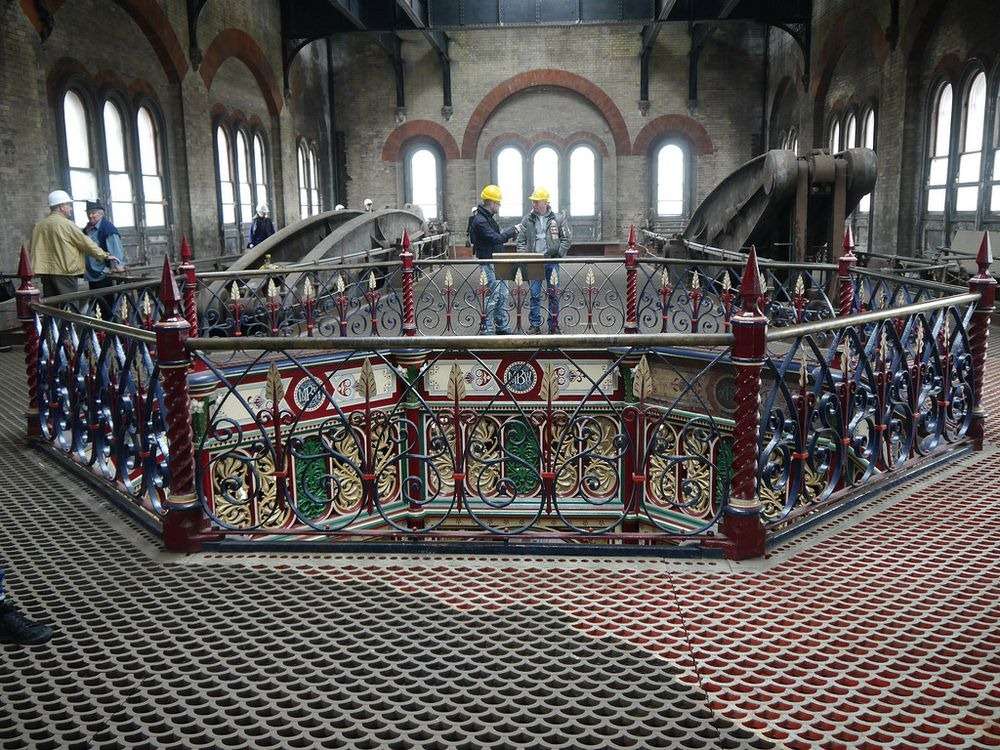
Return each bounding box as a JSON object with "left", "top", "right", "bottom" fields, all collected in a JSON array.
[{"left": 29, "top": 191, "right": 119, "bottom": 299}]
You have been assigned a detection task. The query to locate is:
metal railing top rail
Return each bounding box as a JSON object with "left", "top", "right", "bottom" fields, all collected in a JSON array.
[
  {"left": 652, "top": 235, "right": 841, "bottom": 272},
  {"left": 30, "top": 277, "right": 160, "bottom": 306},
  {"left": 853, "top": 266, "right": 967, "bottom": 293},
  {"left": 765, "top": 292, "right": 980, "bottom": 342},
  {"left": 189, "top": 331, "right": 735, "bottom": 353},
  {"left": 32, "top": 303, "right": 156, "bottom": 343}
]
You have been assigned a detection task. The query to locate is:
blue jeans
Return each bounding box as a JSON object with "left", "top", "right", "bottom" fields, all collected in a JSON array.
[
  {"left": 529, "top": 263, "right": 558, "bottom": 328},
  {"left": 481, "top": 264, "right": 510, "bottom": 334}
]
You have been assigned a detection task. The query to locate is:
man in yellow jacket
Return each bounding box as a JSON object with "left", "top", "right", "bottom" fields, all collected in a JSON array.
[{"left": 30, "top": 190, "right": 120, "bottom": 298}]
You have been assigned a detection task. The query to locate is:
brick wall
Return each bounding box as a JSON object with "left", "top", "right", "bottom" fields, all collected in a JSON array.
[
  {"left": 767, "top": 0, "right": 1000, "bottom": 257},
  {"left": 333, "top": 23, "right": 766, "bottom": 244},
  {"left": 0, "top": 0, "right": 330, "bottom": 275}
]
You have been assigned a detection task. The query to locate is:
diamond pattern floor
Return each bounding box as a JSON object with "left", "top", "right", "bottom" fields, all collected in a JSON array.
[{"left": 0, "top": 349, "right": 997, "bottom": 749}]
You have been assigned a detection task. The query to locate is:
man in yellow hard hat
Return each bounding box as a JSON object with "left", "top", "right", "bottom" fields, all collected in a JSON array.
[
  {"left": 469, "top": 185, "right": 522, "bottom": 334},
  {"left": 516, "top": 187, "right": 571, "bottom": 334}
]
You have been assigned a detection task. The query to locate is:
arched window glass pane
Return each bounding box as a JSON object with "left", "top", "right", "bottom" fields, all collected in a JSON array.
[
  {"left": 309, "top": 148, "right": 320, "bottom": 215},
  {"left": 829, "top": 120, "right": 841, "bottom": 152},
  {"left": 993, "top": 98, "right": 1000, "bottom": 213},
  {"left": 496, "top": 147, "right": 523, "bottom": 218},
  {"left": 297, "top": 144, "right": 309, "bottom": 218},
  {"left": 137, "top": 107, "right": 165, "bottom": 227},
  {"left": 859, "top": 110, "right": 876, "bottom": 213},
  {"left": 791, "top": 137, "right": 798, "bottom": 155},
  {"left": 569, "top": 145, "right": 596, "bottom": 216},
  {"left": 253, "top": 134, "right": 268, "bottom": 209},
  {"left": 235, "top": 131, "right": 253, "bottom": 224},
  {"left": 656, "top": 143, "right": 685, "bottom": 217},
  {"left": 216, "top": 127, "right": 235, "bottom": 225},
  {"left": 956, "top": 72, "right": 987, "bottom": 212},
  {"left": 845, "top": 114, "right": 857, "bottom": 149},
  {"left": 927, "top": 84, "right": 952, "bottom": 213},
  {"left": 408, "top": 148, "right": 438, "bottom": 220},
  {"left": 531, "top": 147, "right": 559, "bottom": 213},
  {"left": 102, "top": 101, "right": 134, "bottom": 228},
  {"left": 63, "top": 91, "right": 96, "bottom": 227}
]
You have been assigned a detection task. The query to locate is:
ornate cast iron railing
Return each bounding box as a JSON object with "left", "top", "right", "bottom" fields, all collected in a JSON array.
[{"left": 13, "top": 227, "right": 996, "bottom": 559}]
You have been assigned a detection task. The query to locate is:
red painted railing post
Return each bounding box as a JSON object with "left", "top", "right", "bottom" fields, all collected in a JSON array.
[
  {"left": 400, "top": 229, "right": 417, "bottom": 336},
  {"left": 721, "top": 245, "right": 767, "bottom": 560},
  {"left": 625, "top": 225, "right": 639, "bottom": 334},
  {"left": 178, "top": 236, "right": 198, "bottom": 338},
  {"left": 15, "top": 247, "right": 41, "bottom": 439},
  {"left": 967, "top": 231, "right": 996, "bottom": 450},
  {"left": 837, "top": 227, "right": 857, "bottom": 317},
  {"left": 155, "top": 257, "right": 212, "bottom": 552}
]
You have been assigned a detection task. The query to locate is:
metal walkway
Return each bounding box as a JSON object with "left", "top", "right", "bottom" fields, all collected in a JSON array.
[{"left": 0, "top": 349, "right": 997, "bottom": 750}]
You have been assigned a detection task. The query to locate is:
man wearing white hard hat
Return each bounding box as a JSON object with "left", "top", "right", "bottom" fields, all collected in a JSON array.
[
  {"left": 247, "top": 203, "right": 275, "bottom": 249},
  {"left": 30, "top": 191, "right": 120, "bottom": 298}
]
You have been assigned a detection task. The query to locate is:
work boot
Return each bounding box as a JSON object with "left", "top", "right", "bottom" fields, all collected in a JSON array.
[
  {"left": 0, "top": 601, "right": 53, "bottom": 645},
  {"left": 528, "top": 325, "right": 541, "bottom": 335}
]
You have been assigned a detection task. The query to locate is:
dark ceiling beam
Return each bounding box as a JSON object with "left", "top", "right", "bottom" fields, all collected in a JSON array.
[
  {"left": 718, "top": 0, "right": 742, "bottom": 19},
  {"left": 394, "top": 0, "right": 452, "bottom": 117},
  {"left": 638, "top": 0, "right": 680, "bottom": 114},
  {"left": 640, "top": 0, "right": 680, "bottom": 55},
  {"left": 187, "top": 0, "right": 211, "bottom": 68}
]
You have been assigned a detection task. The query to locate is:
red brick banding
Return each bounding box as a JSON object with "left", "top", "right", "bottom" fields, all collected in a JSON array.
[
  {"left": 632, "top": 115, "right": 715, "bottom": 155},
  {"left": 200, "top": 29, "right": 283, "bottom": 117},
  {"left": 21, "top": 0, "right": 187, "bottom": 84},
  {"left": 460, "top": 69, "right": 632, "bottom": 158},
  {"left": 381, "top": 120, "right": 460, "bottom": 162},
  {"left": 481, "top": 132, "right": 610, "bottom": 159}
]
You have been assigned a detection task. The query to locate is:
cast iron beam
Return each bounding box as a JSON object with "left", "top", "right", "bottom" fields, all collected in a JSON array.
[{"left": 187, "top": 0, "right": 211, "bottom": 68}]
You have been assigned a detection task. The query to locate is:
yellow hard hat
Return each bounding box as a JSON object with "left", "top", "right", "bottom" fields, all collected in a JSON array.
[
  {"left": 480, "top": 184, "right": 503, "bottom": 203},
  {"left": 528, "top": 187, "right": 550, "bottom": 202}
]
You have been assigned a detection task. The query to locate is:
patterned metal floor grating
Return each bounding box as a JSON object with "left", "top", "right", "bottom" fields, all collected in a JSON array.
[{"left": 0, "top": 348, "right": 998, "bottom": 749}]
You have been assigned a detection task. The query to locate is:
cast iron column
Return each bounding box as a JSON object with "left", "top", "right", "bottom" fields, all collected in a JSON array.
[
  {"left": 837, "top": 227, "right": 857, "bottom": 318},
  {"left": 721, "top": 245, "right": 767, "bottom": 560},
  {"left": 967, "top": 231, "right": 996, "bottom": 450},
  {"left": 155, "top": 257, "right": 212, "bottom": 552},
  {"left": 15, "top": 247, "right": 41, "bottom": 439}
]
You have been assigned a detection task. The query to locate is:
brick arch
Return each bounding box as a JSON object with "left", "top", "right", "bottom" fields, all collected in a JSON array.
[
  {"left": 632, "top": 115, "right": 715, "bottom": 155},
  {"left": 812, "top": 6, "right": 889, "bottom": 146},
  {"left": 381, "top": 120, "right": 460, "bottom": 161},
  {"left": 20, "top": 0, "right": 187, "bottom": 84},
  {"left": 565, "top": 131, "right": 610, "bottom": 158},
  {"left": 200, "top": 29, "right": 282, "bottom": 117},
  {"left": 460, "top": 69, "right": 631, "bottom": 158},
  {"left": 482, "top": 134, "right": 532, "bottom": 159}
]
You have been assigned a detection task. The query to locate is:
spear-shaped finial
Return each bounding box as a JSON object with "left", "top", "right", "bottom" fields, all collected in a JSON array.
[
  {"left": 627, "top": 224, "right": 637, "bottom": 248},
  {"left": 976, "top": 230, "right": 993, "bottom": 278},
  {"left": 444, "top": 268, "right": 454, "bottom": 288},
  {"left": 514, "top": 268, "right": 523, "bottom": 287},
  {"left": 795, "top": 274, "right": 805, "bottom": 297},
  {"left": 721, "top": 272, "right": 731, "bottom": 292},
  {"left": 550, "top": 269, "right": 559, "bottom": 286},
  {"left": 267, "top": 278, "right": 279, "bottom": 299},
  {"left": 159, "top": 256, "right": 181, "bottom": 311},
  {"left": 479, "top": 269, "right": 488, "bottom": 287},
  {"left": 180, "top": 235, "right": 193, "bottom": 263},
  {"left": 17, "top": 246, "right": 32, "bottom": 282},
  {"left": 586, "top": 267, "right": 595, "bottom": 286},
  {"left": 843, "top": 226, "right": 855, "bottom": 256},
  {"left": 230, "top": 280, "right": 241, "bottom": 302},
  {"left": 401, "top": 228, "right": 411, "bottom": 252},
  {"left": 335, "top": 274, "right": 345, "bottom": 294},
  {"left": 303, "top": 276, "right": 315, "bottom": 301},
  {"left": 739, "top": 245, "right": 763, "bottom": 313},
  {"left": 368, "top": 271, "right": 376, "bottom": 291}
]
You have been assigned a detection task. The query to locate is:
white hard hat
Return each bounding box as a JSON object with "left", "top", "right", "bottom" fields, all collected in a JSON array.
[
  {"left": 48, "top": 190, "right": 73, "bottom": 207},
  {"left": 334, "top": 204, "right": 345, "bottom": 210},
  {"left": 257, "top": 203, "right": 269, "bottom": 214},
  {"left": 363, "top": 198, "right": 374, "bottom": 210}
]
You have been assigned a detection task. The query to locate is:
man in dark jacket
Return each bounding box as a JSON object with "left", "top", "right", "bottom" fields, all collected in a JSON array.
[
  {"left": 248, "top": 204, "right": 276, "bottom": 249},
  {"left": 469, "top": 184, "right": 521, "bottom": 334},
  {"left": 83, "top": 200, "right": 125, "bottom": 318}
]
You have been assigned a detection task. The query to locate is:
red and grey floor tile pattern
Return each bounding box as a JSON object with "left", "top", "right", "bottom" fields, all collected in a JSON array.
[{"left": 0, "top": 350, "right": 997, "bottom": 749}]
